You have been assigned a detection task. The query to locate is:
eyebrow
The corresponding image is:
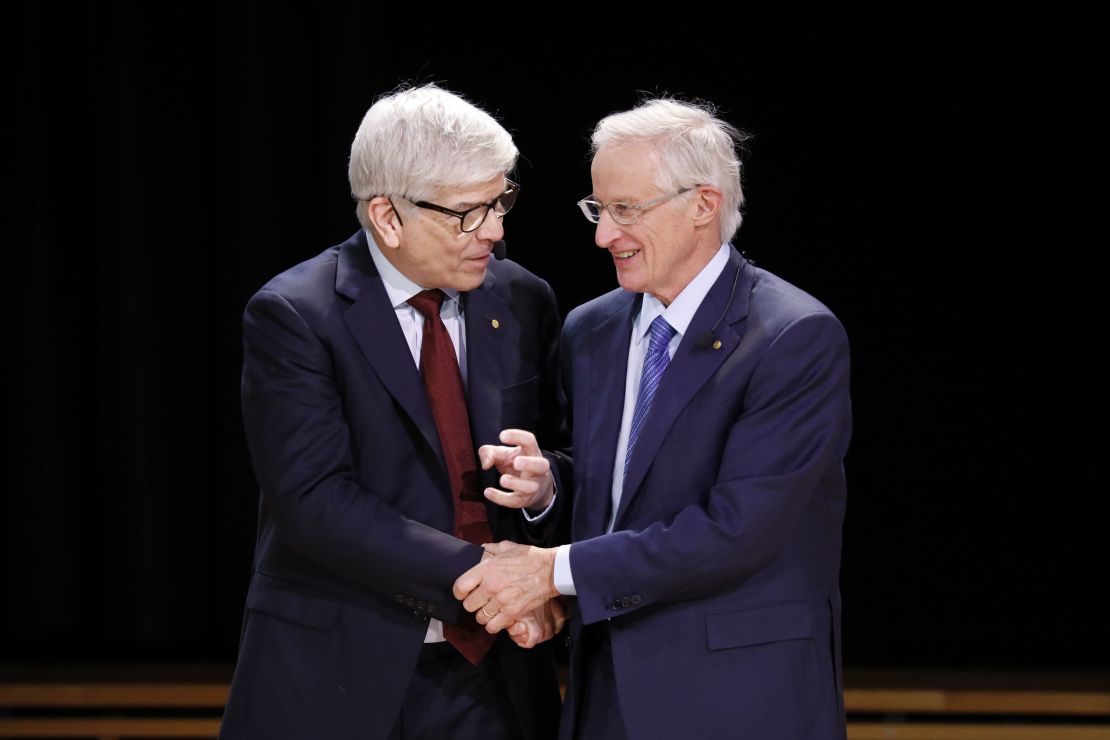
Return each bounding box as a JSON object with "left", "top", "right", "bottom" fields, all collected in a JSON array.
[{"left": 451, "top": 189, "right": 504, "bottom": 211}]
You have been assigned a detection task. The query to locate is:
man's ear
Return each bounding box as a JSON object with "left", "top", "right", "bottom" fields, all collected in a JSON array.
[
  {"left": 691, "top": 185, "right": 723, "bottom": 229},
  {"left": 366, "top": 197, "right": 402, "bottom": 249}
]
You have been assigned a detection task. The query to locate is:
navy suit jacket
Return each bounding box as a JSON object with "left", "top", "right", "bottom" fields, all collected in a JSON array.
[
  {"left": 222, "top": 230, "right": 567, "bottom": 740},
  {"left": 559, "top": 247, "right": 851, "bottom": 740}
]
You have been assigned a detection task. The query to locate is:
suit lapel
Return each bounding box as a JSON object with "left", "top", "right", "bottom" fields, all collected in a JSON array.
[
  {"left": 582, "top": 294, "right": 638, "bottom": 538},
  {"left": 461, "top": 269, "right": 507, "bottom": 454},
  {"left": 335, "top": 232, "right": 446, "bottom": 473},
  {"left": 615, "top": 249, "right": 752, "bottom": 526}
]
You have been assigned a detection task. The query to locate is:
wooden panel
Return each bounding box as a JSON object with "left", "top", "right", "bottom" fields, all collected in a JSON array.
[
  {"left": 3, "top": 667, "right": 1110, "bottom": 739},
  {"left": 845, "top": 687, "right": 1110, "bottom": 715},
  {"left": 0, "top": 683, "right": 228, "bottom": 707},
  {"left": 848, "top": 723, "right": 1110, "bottom": 739},
  {"left": 12, "top": 681, "right": 1107, "bottom": 715},
  {"left": 0, "top": 717, "right": 220, "bottom": 738}
]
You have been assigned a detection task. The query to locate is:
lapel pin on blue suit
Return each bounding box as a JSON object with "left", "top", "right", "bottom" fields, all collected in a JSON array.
[
  {"left": 488, "top": 240, "right": 507, "bottom": 330},
  {"left": 695, "top": 261, "right": 743, "bottom": 352}
]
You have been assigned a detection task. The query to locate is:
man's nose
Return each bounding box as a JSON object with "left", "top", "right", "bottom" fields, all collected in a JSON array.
[
  {"left": 475, "top": 208, "right": 505, "bottom": 243},
  {"left": 595, "top": 209, "right": 621, "bottom": 248}
]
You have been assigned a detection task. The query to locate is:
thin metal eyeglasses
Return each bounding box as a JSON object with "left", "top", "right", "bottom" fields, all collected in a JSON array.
[
  {"left": 391, "top": 180, "right": 520, "bottom": 233},
  {"left": 577, "top": 186, "right": 697, "bottom": 226}
]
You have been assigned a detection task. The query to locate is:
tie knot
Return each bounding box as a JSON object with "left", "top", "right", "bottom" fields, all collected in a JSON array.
[
  {"left": 648, "top": 315, "right": 676, "bottom": 350},
  {"left": 408, "top": 289, "right": 446, "bottom": 319}
]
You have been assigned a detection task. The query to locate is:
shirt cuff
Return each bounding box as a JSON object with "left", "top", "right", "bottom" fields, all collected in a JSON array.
[
  {"left": 554, "top": 544, "right": 576, "bottom": 595},
  {"left": 521, "top": 490, "right": 557, "bottom": 522}
]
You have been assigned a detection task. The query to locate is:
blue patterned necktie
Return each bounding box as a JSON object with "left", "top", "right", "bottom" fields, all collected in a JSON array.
[{"left": 625, "top": 315, "right": 677, "bottom": 480}]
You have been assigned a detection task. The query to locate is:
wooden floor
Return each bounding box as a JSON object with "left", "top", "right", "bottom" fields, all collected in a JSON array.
[
  {"left": 2, "top": 665, "right": 1109, "bottom": 738},
  {"left": 845, "top": 669, "right": 1110, "bottom": 739}
]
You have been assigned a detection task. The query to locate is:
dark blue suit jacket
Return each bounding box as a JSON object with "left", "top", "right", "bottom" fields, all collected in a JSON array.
[
  {"left": 559, "top": 247, "right": 851, "bottom": 739},
  {"left": 222, "top": 230, "right": 567, "bottom": 740}
]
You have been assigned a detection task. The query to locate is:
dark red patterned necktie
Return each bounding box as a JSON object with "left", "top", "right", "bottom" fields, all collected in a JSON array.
[{"left": 407, "top": 289, "right": 496, "bottom": 665}]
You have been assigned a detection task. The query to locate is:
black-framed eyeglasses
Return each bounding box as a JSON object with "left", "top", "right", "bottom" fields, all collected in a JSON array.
[
  {"left": 577, "top": 186, "right": 696, "bottom": 226},
  {"left": 394, "top": 180, "right": 520, "bottom": 233}
]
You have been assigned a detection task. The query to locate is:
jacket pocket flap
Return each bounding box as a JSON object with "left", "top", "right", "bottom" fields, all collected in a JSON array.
[
  {"left": 501, "top": 375, "right": 539, "bottom": 405},
  {"left": 706, "top": 602, "right": 816, "bottom": 650},
  {"left": 247, "top": 572, "right": 341, "bottom": 631}
]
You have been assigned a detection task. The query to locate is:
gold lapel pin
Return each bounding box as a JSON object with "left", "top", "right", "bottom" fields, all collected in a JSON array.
[
  {"left": 491, "top": 319, "right": 500, "bottom": 329},
  {"left": 712, "top": 339, "right": 722, "bottom": 350}
]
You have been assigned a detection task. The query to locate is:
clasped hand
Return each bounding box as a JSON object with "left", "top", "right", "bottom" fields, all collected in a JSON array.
[{"left": 455, "top": 542, "right": 561, "bottom": 648}]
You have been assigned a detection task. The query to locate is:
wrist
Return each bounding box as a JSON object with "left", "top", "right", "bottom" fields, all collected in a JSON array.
[
  {"left": 541, "top": 547, "right": 558, "bottom": 598},
  {"left": 533, "top": 473, "right": 556, "bottom": 511}
]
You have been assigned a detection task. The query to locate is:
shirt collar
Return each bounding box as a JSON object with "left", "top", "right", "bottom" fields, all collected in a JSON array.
[{"left": 365, "top": 229, "right": 461, "bottom": 310}]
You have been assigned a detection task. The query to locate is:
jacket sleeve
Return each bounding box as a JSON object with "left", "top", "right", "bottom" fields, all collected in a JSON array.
[{"left": 242, "top": 288, "right": 482, "bottom": 624}]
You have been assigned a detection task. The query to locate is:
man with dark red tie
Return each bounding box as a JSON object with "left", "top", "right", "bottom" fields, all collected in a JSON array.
[{"left": 221, "top": 83, "right": 569, "bottom": 740}]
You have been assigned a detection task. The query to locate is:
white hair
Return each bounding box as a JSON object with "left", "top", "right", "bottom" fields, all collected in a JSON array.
[
  {"left": 349, "top": 83, "right": 518, "bottom": 229},
  {"left": 591, "top": 97, "right": 749, "bottom": 243}
]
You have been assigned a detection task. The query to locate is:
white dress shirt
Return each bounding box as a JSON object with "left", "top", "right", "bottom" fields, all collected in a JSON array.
[{"left": 366, "top": 232, "right": 465, "bottom": 642}]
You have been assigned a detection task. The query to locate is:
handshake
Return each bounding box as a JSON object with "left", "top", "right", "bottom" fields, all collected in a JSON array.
[{"left": 452, "top": 429, "right": 566, "bottom": 649}]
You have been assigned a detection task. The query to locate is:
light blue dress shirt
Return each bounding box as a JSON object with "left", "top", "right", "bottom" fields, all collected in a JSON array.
[{"left": 553, "top": 243, "right": 731, "bottom": 595}]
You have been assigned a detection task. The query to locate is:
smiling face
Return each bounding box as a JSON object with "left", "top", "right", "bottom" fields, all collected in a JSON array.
[
  {"left": 590, "top": 141, "right": 716, "bottom": 306},
  {"left": 378, "top": 174, "right": 508, "bottom": 292}
]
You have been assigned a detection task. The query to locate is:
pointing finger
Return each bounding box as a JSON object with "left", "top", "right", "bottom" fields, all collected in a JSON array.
[{"left": 498, "top": 429, "right": 540, "bottom": 456}]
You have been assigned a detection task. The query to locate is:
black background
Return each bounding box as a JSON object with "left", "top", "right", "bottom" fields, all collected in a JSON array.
[{"left": 7, "top": 7, "right": 1105, "bottom": 670}]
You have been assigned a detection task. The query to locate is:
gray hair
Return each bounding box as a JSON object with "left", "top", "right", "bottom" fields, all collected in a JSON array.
[
  {"left": 349, "top": 83, "right": 518, "bottom": 229},
  {"left": 591, "top": 97, "right": 749, "bottom": 243}
]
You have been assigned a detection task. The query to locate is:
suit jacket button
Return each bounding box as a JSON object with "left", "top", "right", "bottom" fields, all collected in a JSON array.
[
  {"left": 427, "top": 603, "right": 437, "bottom": 614},
  {"left": 631, "top": 595, "right": 642, "bottom": 605},
  {"left": 620, "top": 596, "right": 632, "bottom": 608},
  {"left": 611, "top": 600, "right": 622, "bottom": 610},
  {"left": 417, "top": 600, "right": 426, "bottom": 611},
  {"left": 564, "top": 634, "right": 573, "bottom": 649},
  {"left": 405, "top": 597, "right": 415, "bottom": 607},
  {"left": 395, "top": 594, "right": 405, "bottom": 603}
]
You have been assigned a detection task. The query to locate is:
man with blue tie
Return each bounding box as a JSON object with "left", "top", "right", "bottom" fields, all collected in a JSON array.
[
  {"left": 221, "top": 84, "right": 568, "bottom": 740},
  {"left": 456, "top": 97, "right": 852, "bottom": 739}
]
